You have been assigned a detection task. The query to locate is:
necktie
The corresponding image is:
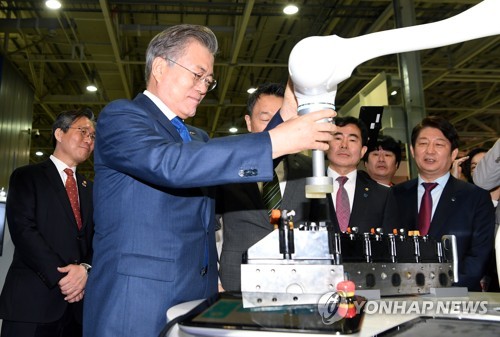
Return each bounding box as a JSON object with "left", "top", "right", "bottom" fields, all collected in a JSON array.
[
  {"left": 64, "top": 168, "right": 82, "bottom": 230},
  {"left": 171, "top": 116, "right": 192, "bottom": 142},
  {"left": 418, "top": 182, "right": 438, "bottom": 236},
  {"left": 336, "top": 176, "right": 350, "bottom": 232},
  {"left": 262, "top": 170, "right": 282, "bottom": 217}
]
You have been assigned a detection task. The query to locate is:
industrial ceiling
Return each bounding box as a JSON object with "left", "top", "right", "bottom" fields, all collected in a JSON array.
[{"left": 1, "top": 0, "right": 499, "bottom": 178}]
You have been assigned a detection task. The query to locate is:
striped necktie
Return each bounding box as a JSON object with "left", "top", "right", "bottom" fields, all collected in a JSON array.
[{"left": 262, "top": 170, "right": 282, "bottom": 216}]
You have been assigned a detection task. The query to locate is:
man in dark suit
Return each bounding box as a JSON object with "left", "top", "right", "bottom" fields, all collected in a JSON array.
[
  {"left": 83, "top": 25, "right": 336, "bottom": 337},
  {"left": 0, "top": 109, "right": 95, "bottom": 337},
  {"left": 392, "top": 116, "right": 495, "bottom": 291},
  {"left": 321, "top": 116, "right": 397, "bottom": 233},
  {"left": 217, "top": 83, "right": 313, "bottom": 292}
]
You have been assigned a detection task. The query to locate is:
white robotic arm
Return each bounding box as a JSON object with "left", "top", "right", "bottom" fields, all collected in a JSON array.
[
  {"left": 289, "top": 0, "right": 500, "bottom": 198},
  {"left": 289, "top": 0, "right": 500, "bottom": 113}
]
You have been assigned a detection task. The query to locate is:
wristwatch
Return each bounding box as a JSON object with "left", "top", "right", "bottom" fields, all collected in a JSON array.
[{"left": 80, "top": 263, "right": 92, "bottom": 274}]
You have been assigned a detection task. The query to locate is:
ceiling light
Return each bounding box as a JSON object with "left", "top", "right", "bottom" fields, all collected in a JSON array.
[
  {"left": 45, "top": 0, "right": 62, "bottom": 10},
  {"left": 86, "top": 84, "right": 98, "bottom": 92},
  {"left": 35, "top": 151, "right": 44, "bottom": 157},
  {"left": 390, "top": 90, "right": 398, "bottom": 96},
  {"left": 229, "top": 127, "right": 238, "bottom": 133},
  {"left": 283, "top": 5, "right": 299, "bottom": 15},
  {"left": 247, "top": 87, "right": 257, "bottom": 94}
]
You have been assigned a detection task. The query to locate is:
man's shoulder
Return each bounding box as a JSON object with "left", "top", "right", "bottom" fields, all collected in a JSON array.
[
  {"left": 446, "top": 176, "right": 490, "bottom": 197},
  {"left": 13, "top": 160, "right": 51, "bottom": 174},
  {"left": 356, "top": 170, "right": 388, "bottom": 190},
  {"left": 392, "top": 178, "right": 417, "bottom": 192}
]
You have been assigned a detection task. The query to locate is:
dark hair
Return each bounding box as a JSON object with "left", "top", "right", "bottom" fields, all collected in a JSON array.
[
  {"left": 410, "top": 116, "right": 459, "bottom": 151},
  {"left": 334, "top": 116, "right": 369, "bottom": 146},
  {"left": 462, "top": 147, "right": 488, "bottom": 183},
  {"left": 145, "top": 24, "right": 218, "bottom": 86},
  {"left": 52, "top": 108, "right": 95, "bottom": 148},
  {"left": 246, "top": 82, "right": 285, "bottom": 115},
  {"left": 363, "top": 135, "right": 402, "bottom": 167}
]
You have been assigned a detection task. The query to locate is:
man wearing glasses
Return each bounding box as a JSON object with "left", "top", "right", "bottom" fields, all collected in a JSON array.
[
  {"left": 84, "top": 24, "right": 336, "bottom": 337},
  {"left": 0, "top": 109, "right": 95, "bottom": 337}
]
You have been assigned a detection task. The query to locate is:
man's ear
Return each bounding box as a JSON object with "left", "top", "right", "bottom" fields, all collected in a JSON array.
[
  {"left": 244, "top": 115, "right": 252, "bottom": 132},
  {"left": 360, "top": 146, "right": 368, "bottom": 158},
  {"left": 151, "top": 57, "right": 166, "bottom": 82},
  {"left": 54, "top": 128, "right": 64, "bottom": 143},
  {"left": 410, "top": 145, "right": 415, "bottom": 159},
  {"left": 451, "top": 147, "right": 459, "bottom": 161}
]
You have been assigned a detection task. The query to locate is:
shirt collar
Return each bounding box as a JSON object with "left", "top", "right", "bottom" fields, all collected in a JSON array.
[
  {"left": 417, "top": 172, "right": 450, "bottom": 187},
  {"left": 144, "top": 90, "right": 177, "bottom": 121},
  {"left": 327, "top": 167, "right": 357, "bottom": 183}
]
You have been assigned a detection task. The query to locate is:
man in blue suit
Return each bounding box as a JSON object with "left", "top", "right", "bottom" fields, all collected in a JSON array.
[
  {"left": 83, "top": 24, "right": 337, "bottom": 337},
  {"left": 391, "top": 116, "right": 495, "bottom": 291}
]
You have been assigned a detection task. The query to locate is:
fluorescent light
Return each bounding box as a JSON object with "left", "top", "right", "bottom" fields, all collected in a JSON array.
[
  {"left": 390, "top": 90, "right": 398, "bottom": 96},
  {"left": 283, "top": 5, "right": 299, "bottom": 15},
  {"left": 86, "top": 84, "right": 98, "bottom": 92},
  {"left": 35, "top": 151, "right": 44, "bottom": 156},
  {"left": 247, "top": 87, "right": 257, "bottom": 94},
  {"left": 45, "top": 0, "right": 62, "bottom": 10}
]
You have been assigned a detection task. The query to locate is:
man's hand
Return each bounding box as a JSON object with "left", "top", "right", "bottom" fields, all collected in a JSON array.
[
  {"left": 269, "top": 109, "right": 336, "bottom": 159},
  {"left": 57, "top": 264, "right": 88, "bottom": 303},
  {"left": 450, "top": 156, "right": 469, "bottom": 180}
]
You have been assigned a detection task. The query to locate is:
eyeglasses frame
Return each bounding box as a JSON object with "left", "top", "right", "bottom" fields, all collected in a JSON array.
[{"left": 164, "top": 57, "right": 217, "bottom": 92}]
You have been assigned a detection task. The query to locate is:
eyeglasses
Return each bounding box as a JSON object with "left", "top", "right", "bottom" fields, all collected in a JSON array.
[
  {"left": 69, "top": 127, "right": 96, "bottom": 141},
  {"left": 165, "top": 57, "right": 217, "bottom": 92}
]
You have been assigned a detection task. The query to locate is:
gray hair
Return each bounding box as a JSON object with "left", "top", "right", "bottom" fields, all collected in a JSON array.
[
  {"left": 145, "top": 24, "right": 218, "bottom": 86},
  {"left": 52, "top": 108, "right": 95, "bottom": 148}
]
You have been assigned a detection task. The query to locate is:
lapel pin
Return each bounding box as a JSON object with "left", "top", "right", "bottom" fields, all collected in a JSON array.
[
  {"left": 189, "top": 131, "right": 196, "bottom": 135},
  {"left": 365, "top": 187, "right": 369, "bottom": 191},
  {"left": 451, "top": 197, "right": 456, "bottom": 202},
  {"left": 82, "top": 180, "right": 87, "bottom": 187}
]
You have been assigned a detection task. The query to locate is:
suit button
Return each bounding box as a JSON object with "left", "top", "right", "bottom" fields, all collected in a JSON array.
[{"left": 238, "top": 169, "right": 258, "bottom": 177}]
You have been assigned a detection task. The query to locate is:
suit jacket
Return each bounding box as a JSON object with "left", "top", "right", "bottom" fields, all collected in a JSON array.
[
  {"left": 391, "top": 176, "right": 495, "bottom": 291},
  {"left": 217, "top": 154, "right": 313, "bottom": 291},
  {"left": 473, "top": 138, "right": 499, "bottom": 190},
  {"left": 83, "top": 93, "right": 275, "bottom": 337},
  {"left": 473, "top": 138, "right": 500, "bottom": 227},
  {"left": 0, "top": 160, "right": 93, "bottom": 323},
  {"left": 315, "top": 170, "right": 398, "bottom": 234}
]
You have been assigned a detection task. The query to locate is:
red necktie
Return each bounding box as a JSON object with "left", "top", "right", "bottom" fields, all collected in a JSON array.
[
  {"left": 418, "top": 182, "right": 438, "bottom": 236},
  {"left": 336, "top": 176, "right": 350, "bottom": 232},
  {"left": 64, "top": 168, "right": 82, "bottom": 230}
]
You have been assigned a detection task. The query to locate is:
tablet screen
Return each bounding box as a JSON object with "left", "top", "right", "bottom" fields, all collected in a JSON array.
[{"left": 178, "top": 292, "right": 365, "bottom": 335}]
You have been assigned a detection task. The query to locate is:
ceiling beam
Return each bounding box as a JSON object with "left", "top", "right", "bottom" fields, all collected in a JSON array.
[{"left": 99, "top": 0, "right": 132, "bottom": 99}]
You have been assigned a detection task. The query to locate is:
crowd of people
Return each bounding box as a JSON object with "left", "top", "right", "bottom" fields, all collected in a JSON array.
[{"left": 0, "top": 23, "right": 498, "bottom": 337}]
